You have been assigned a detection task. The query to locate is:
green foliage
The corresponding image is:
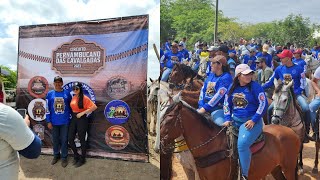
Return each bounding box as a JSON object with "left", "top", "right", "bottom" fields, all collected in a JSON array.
[
  {"left": 0, "top": 65, "right": 17, "bottom": 89},
  {"left": 160, "top": 0, "right": 319, "bottom": 48}
]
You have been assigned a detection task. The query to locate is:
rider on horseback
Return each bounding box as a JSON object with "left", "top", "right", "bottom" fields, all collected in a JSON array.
[
  {"left": 160, "top": 42, "right": 183, "bottom": 82},
  {"left": 309, "top": 66, "right": 320, "bottom": 141},
  {"left": 262, "top": 49, "right": 311, "bottom": 141},
  {"left": 197, "top": 55, "right": 233, "bottom": 126},
  {"left": 223, "top": 64, "right": 268, "bottom": 180}
]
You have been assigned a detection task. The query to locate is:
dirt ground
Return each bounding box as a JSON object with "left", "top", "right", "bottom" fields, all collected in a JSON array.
[
  {"left": 18, "top": 135, "right": 160, "bottom": 180},
  {"left": 172, "top": 141, "right": 320, "bottom": 180}
]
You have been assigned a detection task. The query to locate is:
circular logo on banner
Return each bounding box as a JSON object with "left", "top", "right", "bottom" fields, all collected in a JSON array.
[
  {"left": 106, "top": 76, "right": 131, "bottom": 99},
  {"left": 105, "top": 125, "right": 130, "bottom": 150},
  {"left": 104, "top": 100, "right": 130, "bottom": 125},
  {"left": 63, "top": 82, "right": 96, "bottom": 103},
  {"left": 28, "top": 98, "right": 46, "bottom": 121},
  {"left": 33, "top": 124, "right": 45, "bottom": 140},
  {"left": 27, "top": 76, "right": 49, "bottom": 98}
]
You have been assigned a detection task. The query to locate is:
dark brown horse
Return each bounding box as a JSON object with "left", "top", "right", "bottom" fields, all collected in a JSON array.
[
  {"left": 160, "top": 98, "right": 300, "bottom": 180},
  {"left": 312, "top": 111, "right": 320, "bottom": 174},
  {"left": 168, "top": 63, "right": 203, "bottom": 91}
]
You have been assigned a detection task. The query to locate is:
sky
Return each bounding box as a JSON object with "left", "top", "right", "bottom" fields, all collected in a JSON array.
[
  {"left": 219, "top": 0, "right": 320, "bottom": 24},
  {"left": 0, "top": 0, "right": 160, "bottom": 80}
]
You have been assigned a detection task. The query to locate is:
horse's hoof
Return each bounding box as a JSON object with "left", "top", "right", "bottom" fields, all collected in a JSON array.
[
  {"left": 298, "top": 168, "right": 304, "bottom": 175},
  {"left": 312, "top": 168, "right": 318, "bottom": 174}
]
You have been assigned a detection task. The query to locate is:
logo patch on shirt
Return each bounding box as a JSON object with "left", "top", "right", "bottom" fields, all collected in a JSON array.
[
  {"left": 54, "top": 97, "right": 65, "bottom": 114},
  {"left": 232, "top": 93, "right": 248, "bottom": 109},
  {"left": 206, "top": 82, "right": 216, "bottom": 96},
  {"left": 283, "top": 74, "right": 292, "bottom": 85}
]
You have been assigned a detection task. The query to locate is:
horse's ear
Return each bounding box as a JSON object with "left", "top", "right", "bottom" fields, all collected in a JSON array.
[
  {"left": 172, "top": 91, "right": 182, "bottom": 103},
  {"left": 286, "top": 80, "right": 294, "bottom": 88},
  {"left": 150, "top": 78, "right": 153, "bottom": 83},
  {"left": 157, "top": 76, "right": 161, "bottom": 82}
]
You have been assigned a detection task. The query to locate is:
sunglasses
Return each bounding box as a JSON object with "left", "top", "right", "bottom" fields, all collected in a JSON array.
[
  {"left": 211, "top": 61, "right": 221, "bottom": 65},
  {"left": 72, "top": 87, "right": 80, "bottom": 91}
]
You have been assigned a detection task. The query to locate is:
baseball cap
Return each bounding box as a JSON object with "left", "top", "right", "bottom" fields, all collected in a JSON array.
[
  {"left": 277, "top": 49, "right": 293, "bottom": 59},
  {"left": 249, "top": 47, "right": 257, "bottom": 53},
  {"left": 178, "top": 42, "right": 184, "bottom": 46},
  {"left": 208, "top": 46, "right": 219, "bottom": 51},
  {"left": 54, "top": 76, "right": 63, "bottom": 82},
  {"left": 218, "top": 45, "right": 229, "bottom": 54},
  {"left": 293, "top": 49, "right": 302, "bottom": 54},
  {"left": 256, "top": 57, "right": 266, "bottom": 63},
  {"left": 235, "top": 64, "right": 254, "bottom": 77},
  {"left": 241, "top": 50, "right": 250, "bottom": 56},
  {"left": 73, "top": 81, "right": 82, "bottom": 89},
  {"left": 211, "top": 55, "right": 227, "bottom": 66}
]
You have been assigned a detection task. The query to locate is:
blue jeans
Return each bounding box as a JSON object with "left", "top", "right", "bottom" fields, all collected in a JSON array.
[
  {"left": 161, "top": 68, "right": 172, "bottom": 82},
  {"left": 233, "top": 116, "right": 263, "bottom": 177},
  {"left": 309, "top": 96, "right": 320, "bottom": 134},
  {"left": 268, "top": 95, "right": 310, "bottom": 127},
  {"left": 210, "top": 109, "right": 224, "bottom": 126},
  {"left": 52, "top": 124, "right": 69, "bottom": 159}
]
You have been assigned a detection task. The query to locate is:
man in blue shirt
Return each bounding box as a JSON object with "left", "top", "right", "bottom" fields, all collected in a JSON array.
[
  {"left": 46, "top": 76, "right": 72, "bottom": 167},
  {"left": 262, "top": 50, "right": 310, "bottom": 141},
  {"left": 165, "top": 38, "right": 172, "bottom": 53},
  {"left": 160, "top": 42, "right": 183, "bottom": 81},
  {"left": 178, "top": 42, "right": 190, "bottom": 63},
  {"left": 292, "top": 49, "right": 307, "bottom": 73},
  {"left": 243, "top": 47, "right": 257, "bottom": 70},
  {"left": 256, "top": 44, "right": 273, "bottom": 68}
]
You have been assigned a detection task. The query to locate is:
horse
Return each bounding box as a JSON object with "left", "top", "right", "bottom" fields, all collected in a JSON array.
[
  {"left": 304, "top": 54, "right": 320, "bottom": 79},
  {"left": 147, "top": 77, "right": 160, "bottom": 136},
  {"left": 271, "top": 80, "right": 305, "bottom": 174},
  {"left": 197, "top": 56, "right": 209, "bottom": 79},
  {"left": 313, "top": 110, "right": 320, "bottom": 174},
  {"left": 160, "top": 95, "right": 300, "bottom": 180},
  {"left": 168, "top": 63, "right": 204, "bottom": 91}
]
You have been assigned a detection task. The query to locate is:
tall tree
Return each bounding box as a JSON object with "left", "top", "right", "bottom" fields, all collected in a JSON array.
[{"left": 0, "top": 65, "right": 17, "bottom": 89}]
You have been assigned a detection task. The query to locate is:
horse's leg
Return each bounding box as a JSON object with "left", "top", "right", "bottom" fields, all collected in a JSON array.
[
  {"left": 150, "top": 110, "right": 156, "bottom": 136},
  {"left": 298, "top": 144, "right": 304, "bottom": 175},
  {"left": 153, "top": 100, "right": 161, "bottom": 152},
  {"left": 312, "top": 140, "right": 319, "bottom": 174},
  {"left": 160, "top": 152, "right": 173, "bottom": 180},
  {"left": 270, "top": 166, "right": 286, "bottom": 180}
]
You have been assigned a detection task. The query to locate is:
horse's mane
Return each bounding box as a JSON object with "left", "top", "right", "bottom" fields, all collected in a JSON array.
[{"left": 177, "top": 64, "right": 198, "bottom": 78}]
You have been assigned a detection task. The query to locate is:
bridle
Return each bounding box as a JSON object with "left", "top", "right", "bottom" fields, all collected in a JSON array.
[
  {"left": 272, "top": 89, "right": 292, "bottom": 122},
  {"left": 160, "top": 103, "right": 227, "bottom": 154}
]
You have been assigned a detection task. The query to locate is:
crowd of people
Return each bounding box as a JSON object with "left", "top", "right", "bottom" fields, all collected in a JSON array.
[{"left": 160, "top": 37, "right": 320, "bottom": 179}]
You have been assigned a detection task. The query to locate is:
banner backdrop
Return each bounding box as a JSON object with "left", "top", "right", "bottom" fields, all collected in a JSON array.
[{"left": 16, "top": 15, "right": 149, "bottom": 162}]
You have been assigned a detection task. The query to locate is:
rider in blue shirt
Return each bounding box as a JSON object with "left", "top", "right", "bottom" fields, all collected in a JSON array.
[
  {"left": 178, "top": 42, "right": 190, "bottom": 62},
  {"left": 160, "top": 42, "right": 183, "bottom": 82},
  {"left": 256, "top": 44, "right": 272, "bottom": 68},
  {"left": 197, "top": 55, "right": 233, "bottom": 126},
  {"left": 262, "top": 50, "right": 311, "bottom": 139},
  {"left": 292, "top": 49, "right": 307, "bottom": 73},
  {"left": 223, "top": 64, "right": 268, "bottom": 180}
]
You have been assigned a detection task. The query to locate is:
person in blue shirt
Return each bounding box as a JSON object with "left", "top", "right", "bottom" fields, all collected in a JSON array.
[
  {"left": 293, "top": 49, "right": 307, "bottom": 72},
  {"left": 160, "top": 48, "right": 164, "bottom": 60},
  {"left": 256, "top": 44, "right": 273, "bottom": 68},
  {"left": 46, "top": 76, "right": 72, "bottom": 167},
  {"left": 197, "top": 55, "right": 233, "bottom": 126},
  {"left": 228, "top": 44, "right": 237, "bottom": 55},
  {"left": 243, "top": 47, "right": 257, "bottom": 71},
  {"left": 262, "top": 50, "right": 311, "bottom": 140},
  {"left": 160, "top": 42, "right": 183, "bottom": 82},
  {"left": 223, "top": 64, "right": 267, "bottom": 180},
  {"left": 165, "top": 38, "right": 172, "bottom": 53},
  {"left": 178, "top": 42, "right": 190, "bottom": 63}
]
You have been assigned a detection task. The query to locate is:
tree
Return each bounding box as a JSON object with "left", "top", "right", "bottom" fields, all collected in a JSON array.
[{"left": 0, "top": 65, "right": 17, "bottom": 89}]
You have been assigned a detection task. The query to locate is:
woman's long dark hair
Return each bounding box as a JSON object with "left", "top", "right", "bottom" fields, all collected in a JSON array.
[
  {"left": 228, "top": 75, "right": 252, "bottom": 96},
  {"left": 74, "top": 82, "right": 84, "bottom": 109}
]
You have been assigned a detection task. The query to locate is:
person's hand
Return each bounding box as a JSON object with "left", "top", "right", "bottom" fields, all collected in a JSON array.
[
  {"left": 24, "top": 114, "right": 30, "bottom": 127},
  {"left": 222, "top": 121, "right": 232, "bottom": 127},
  {"left": 47, "top": 122, "right": 53, "bottom": 130},
  {"left": 244, "top": 120, "right": 255, "bottom": 130},
  {"left": 197, "top": 107, "right": 206, "bottom": 114},
  {"left": 76, "top": 112, "right": 85, "bottom": 119}
]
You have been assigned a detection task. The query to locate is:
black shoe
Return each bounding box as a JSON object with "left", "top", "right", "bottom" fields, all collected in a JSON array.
[
  {"left": 72, "top": 157, "right": 79, "bottom": 166},
  {"left": 241, "top": 175, "right": 248, "bottom": 180},
  {"left": 75, "top": 158, "right": 85, "bottom": 168},
  {"left": 309, "top": 133, "right": 318, "bottom": 142},
  {"left": 51, "top": 157, "right": 60, "bottom": 165},
  {"left": 303, "top": 136, "right": 310, "bottom": 143},
  {"left": 61, "top": 159, "right": 68, "bottom": 168}
]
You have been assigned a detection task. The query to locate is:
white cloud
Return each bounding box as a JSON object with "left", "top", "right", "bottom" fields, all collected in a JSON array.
[{"left": 0, "top": 0, "right": 159, "bottom": 79}]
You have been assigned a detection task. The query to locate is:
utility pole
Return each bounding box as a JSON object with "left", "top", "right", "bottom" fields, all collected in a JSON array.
[{"left": 214, "top": 0, "right": 218, "bottom": 44}]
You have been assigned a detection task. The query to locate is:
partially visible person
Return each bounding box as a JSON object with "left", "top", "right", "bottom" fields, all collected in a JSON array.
[
  {"left": 46, "top": 76, "right": 72, "bottom": 167},
  {"left": 223, "top": 64, "right": 268, "bottom": 180},
  {"left": 292, "top": 48, "right": 307, "bottom": 73},
  {"left": 0, "top": 103, "right": 41, "bottom": 180},
  {"left": 179, "top": 37, "right": 187, "bottom": 49},
  {"left": 165, "top": 38, "right": 172, "bottom": 52},
  {"left": 217, "top": 44, "right": 236, "bottom": 77},
  {"left": 256, "top": 44, "right": 273, "bottom": 68},
  {"left": 197, "top": 55, "right": 233, "bottom": 126},
  {"left": 178, "top": 42, "right": 190, "bottom": 64},
  {"left": 69, "top": 82, "right": 97, "bottom": 167},
  {"left": 255, "top": 57, "right": 274, "bottom": 99},
  {"left": 309, "top": 66, "right": 320, "bottom": 141}
]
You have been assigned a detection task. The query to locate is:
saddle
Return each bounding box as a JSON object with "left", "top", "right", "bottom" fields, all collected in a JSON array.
[{"left": 226, "top": 125, "right": 265, "bottom": 160}]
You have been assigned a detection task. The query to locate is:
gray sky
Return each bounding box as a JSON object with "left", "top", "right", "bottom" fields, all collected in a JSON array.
[{"left": 219, "top": 0, "right": 320, "bottom": 24}]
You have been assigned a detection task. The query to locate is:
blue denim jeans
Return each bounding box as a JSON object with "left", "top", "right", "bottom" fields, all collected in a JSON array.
[
  {"left": 210, "top": 109, "right": 224, "bottom": 126},
  {"left": 52, "top": 124, "right": 69, "bottom": 159},
  {"left": 161, "top": 68, "right": 172, "bottom": 82},
  {"left": 309, "top": 96, "right": 320, "bottom": 133},
  {"left": 233, "top": 116, "right": 263, "bottom": 177}
]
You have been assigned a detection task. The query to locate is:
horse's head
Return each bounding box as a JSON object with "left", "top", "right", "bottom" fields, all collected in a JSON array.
[
  {"left": 160, "top": 101, "right": 184, "bottom": 154},
  {"left": 271, "top": 80, "right": 293, "bottom": 124},
  {"left": 147, "top": 77, "right": 160, "bottom": 103}
]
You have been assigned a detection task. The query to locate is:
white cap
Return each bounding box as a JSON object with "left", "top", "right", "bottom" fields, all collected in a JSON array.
[{"left": 235, "top": 64, "right": 253, "bottom": 77}]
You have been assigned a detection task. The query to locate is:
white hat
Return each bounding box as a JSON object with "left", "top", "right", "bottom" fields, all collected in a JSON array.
[
  {"left": 235, "top": 64, "right": 253, "bottom": 77},
  {"left": 208, "top": 46, "right": 219, "bottom": 51}
]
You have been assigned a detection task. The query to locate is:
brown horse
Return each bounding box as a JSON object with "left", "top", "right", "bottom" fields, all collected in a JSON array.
[
  {"left": 168, "top": 63, "right": 203, "bottom": 91},
  {"left": 160, "top": 98, "right": 300, "bottom": 180},
  {"left": 312, "top": 111, "right": 320, "bottom": 174}
]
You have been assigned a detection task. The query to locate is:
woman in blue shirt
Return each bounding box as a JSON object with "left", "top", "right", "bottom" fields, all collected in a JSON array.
[
  {"left": 223, "top": 64, "right": 268, "bottom": 180},
  {"left": 197, "top": 55, "right": 233, "bottom": 126}
]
